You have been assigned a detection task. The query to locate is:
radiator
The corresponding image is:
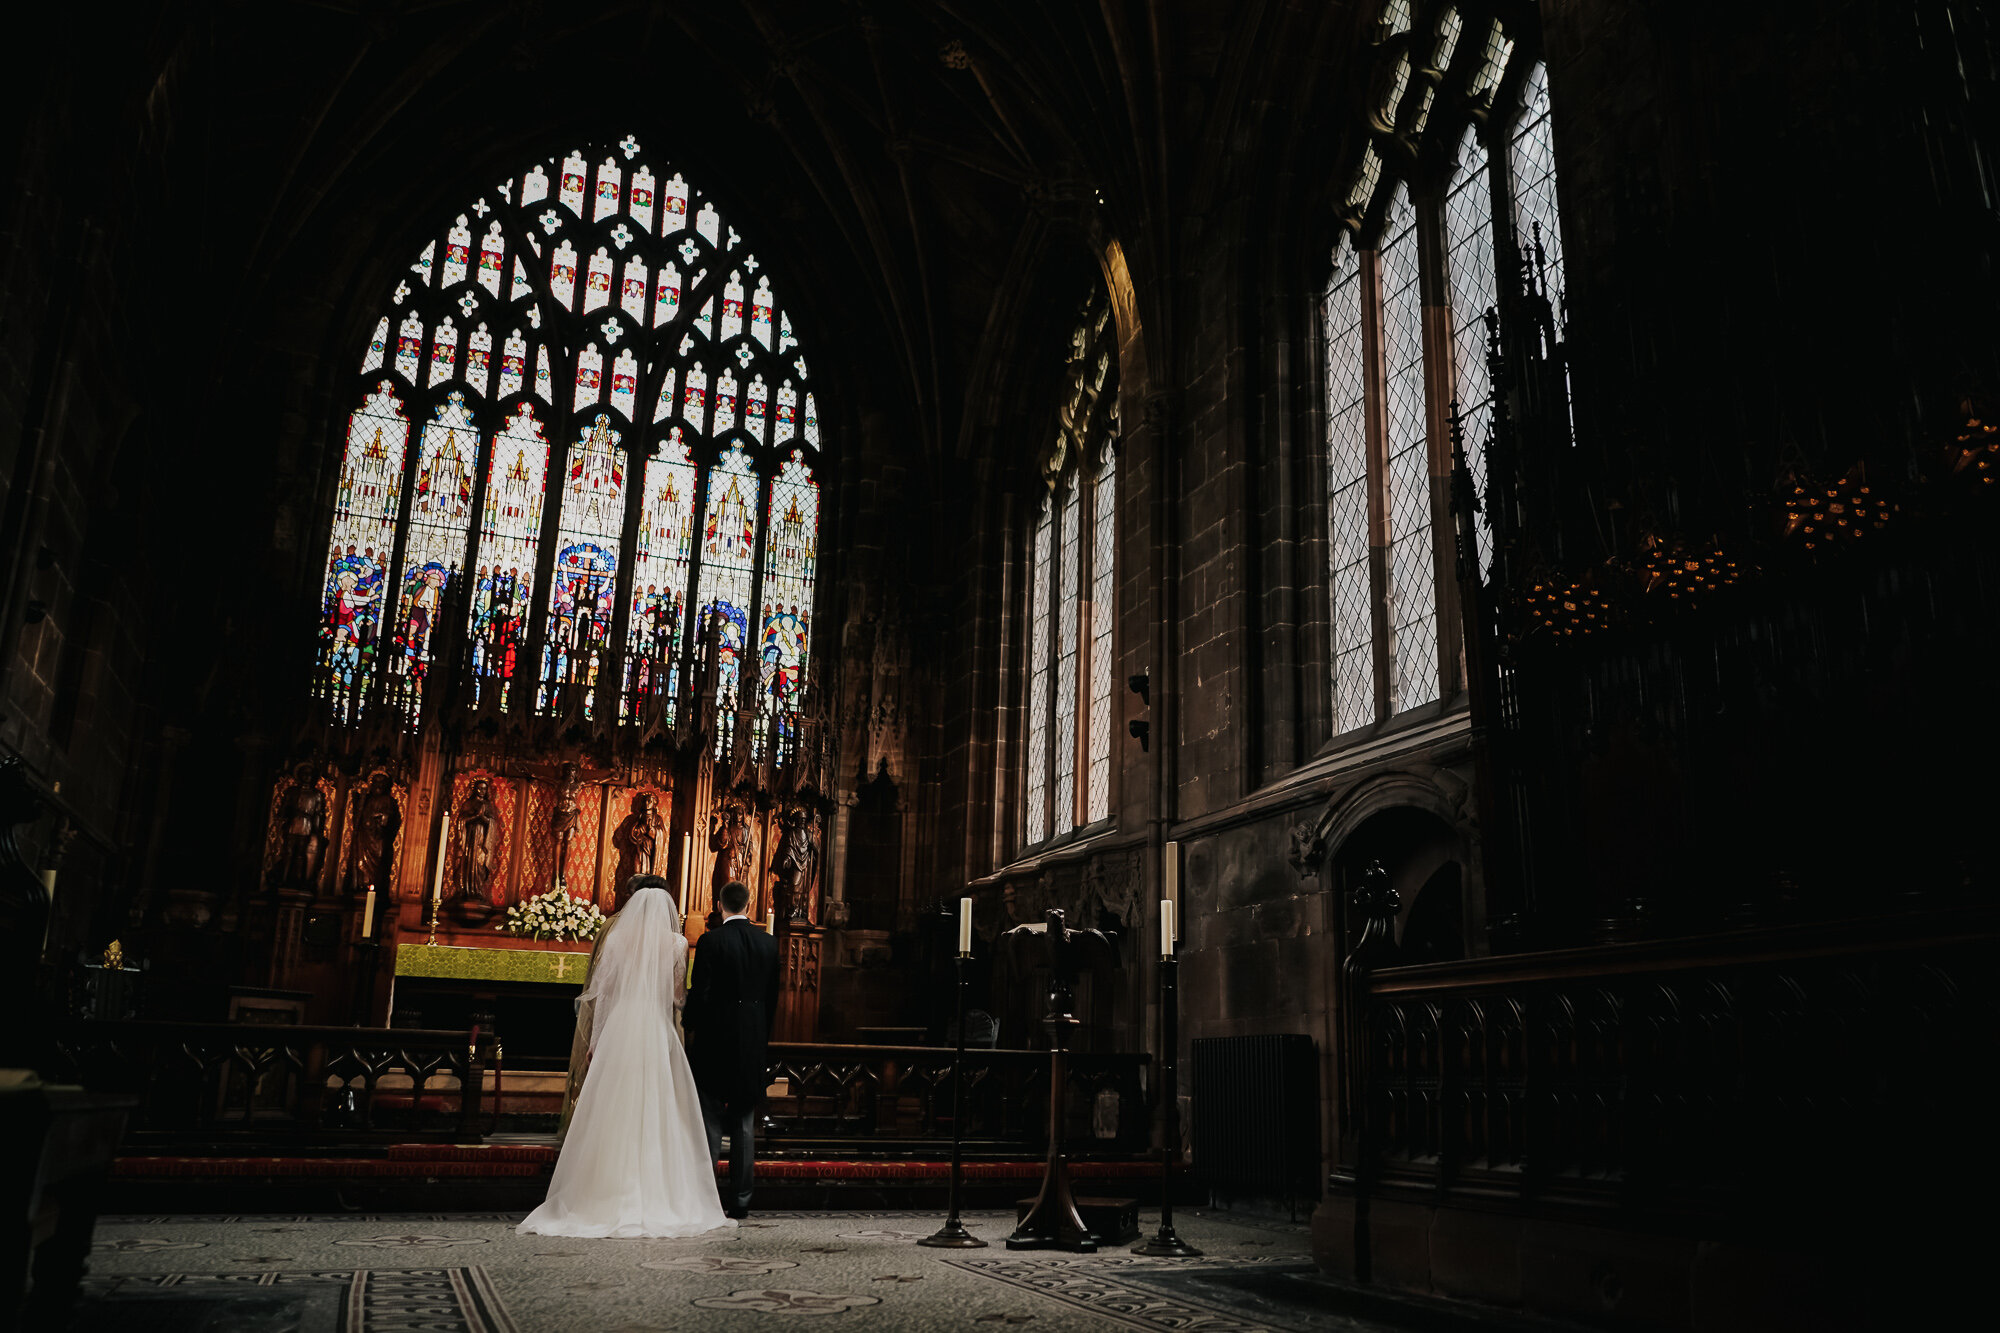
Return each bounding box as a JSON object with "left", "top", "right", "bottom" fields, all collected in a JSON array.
[{"left": 1190, "top": 1033, "right": 1320, "bottom": 1217}]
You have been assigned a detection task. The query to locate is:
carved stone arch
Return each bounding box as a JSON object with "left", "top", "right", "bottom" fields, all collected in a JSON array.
[
  {"left": 1295, "top": 766, "right": 1482, "bottom": 971},
  {"left": 1289, "top": 767, "right": 1474, "bottom": 885}
]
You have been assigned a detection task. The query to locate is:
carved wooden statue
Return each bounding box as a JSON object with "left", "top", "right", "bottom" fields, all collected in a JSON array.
[
  {"left": 351, "top": 773, "right": 401, "bottom": 893},
  {"left": 276, "top": 763, "right": 327, "bottom": 888},
  {"left": 772, "top": 805, "right": 818, "bottom": 924},
  {"left": 613, "top": 791, "right": 666, "bottom": 888},
  {"left": 708, "top": 799, "right": 757, "bottom": 905},
  {"left": 550, "top": 760, "right": 583, "bottom": 886},
  {"left": 454, "top": 777, "right": 501, "bottom": 904}
]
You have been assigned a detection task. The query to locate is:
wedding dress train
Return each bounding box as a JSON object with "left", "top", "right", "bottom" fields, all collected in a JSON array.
[{"left": 518, "top": 886, "right": 733, "bottom": 1239}]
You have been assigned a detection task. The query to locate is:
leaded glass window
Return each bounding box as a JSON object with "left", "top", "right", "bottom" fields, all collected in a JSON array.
[
  {"left": 312, "top": 136, "right": 826, "bottom": 743},
  {"left": 1378, "top": 186, "right": 1440, "bottom": 714},
  {"left": 1443, "top": 125, "right": 1498, "bottom": 574},
  {"left": 1323, "top": 238, "right": 1374, "bottom": 736},
  {"left": 1320, "top": 3, "right": 1567, "bottom": 737},
  {"left": 1510, "top": 62, "right": 1566, "bottom": 312},
  {"left": 1018, "top": 283, "right": 1120, "bottom": 852}
]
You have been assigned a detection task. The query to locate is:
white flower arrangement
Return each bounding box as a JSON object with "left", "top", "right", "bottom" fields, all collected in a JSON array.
[{"left": 497, "top": 886, "right": 607, "bottom": 942}]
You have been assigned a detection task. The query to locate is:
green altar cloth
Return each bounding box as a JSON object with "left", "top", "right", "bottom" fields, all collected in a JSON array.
[{"left": 393, "top": 942, "right": 593, "bottom": 985}]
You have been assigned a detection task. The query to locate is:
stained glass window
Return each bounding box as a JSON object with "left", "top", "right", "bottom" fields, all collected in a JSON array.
[
  {"left": 317, "top": 384, "right": 410, "bottom": 719},
  {"left": 694, "top": 446, "right": 761, "bottom": 721},
  {"left": 470, "top": 403, "right": 550, "bottom": 707},
  {"left": 758, "top": 451, "right": 819, "bottom": 743},
  {"left": 624, "top": 430, "right": 698, "bottom": 723},
  {"left": 1016, "top": 282, "right": 1120, "bottom": 852},
  {"left": 313, "top": 136, "right": 827, "bottom": 741},
  {"left": 385, "top": 392, "right": 481, "bottom": 723},
  {"left": 1320, "top": 3, "right": 1568, "bottom": 739},
  {"left": 541, "top": 414, "right": 628, "bottom": 716}
]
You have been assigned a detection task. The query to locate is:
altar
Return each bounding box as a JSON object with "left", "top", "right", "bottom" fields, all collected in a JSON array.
[{"left": 392, "top": 942, "right": 595, "bottom": 987}]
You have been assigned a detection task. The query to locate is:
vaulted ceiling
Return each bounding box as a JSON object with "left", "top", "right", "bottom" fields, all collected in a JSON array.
[{"left": 36, "top": 1, "right": 1363, "bottom": 477}]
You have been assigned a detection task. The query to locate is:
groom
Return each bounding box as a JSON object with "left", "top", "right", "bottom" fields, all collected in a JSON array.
[{"left": 683, "top": 879, "right": 779, "bottom": 1218}]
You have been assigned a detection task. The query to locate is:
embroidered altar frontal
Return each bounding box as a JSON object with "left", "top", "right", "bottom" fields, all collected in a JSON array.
[{"left": 393, "top": 943, "right": 592, "bottom": 985}]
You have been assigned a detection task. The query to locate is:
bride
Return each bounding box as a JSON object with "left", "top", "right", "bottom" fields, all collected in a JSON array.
[{"left": 519, "top": 883, "right": 733, "bottom": 1238}]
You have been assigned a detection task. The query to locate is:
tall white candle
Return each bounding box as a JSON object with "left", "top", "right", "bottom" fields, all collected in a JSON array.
[
  {"left": 432, "top": 812, "right": 452, "bottom": 904},
  {"left": 958, "top": 897, "right": 974, "bottom": 955},
  {"left": 1161, "top": 898, "right": 1175, "bottom": 958},
  {"left": 681, "top": 831, "right": 693, "bottom": 904},
  {"left": 362, "top": 887, "right": 377, "bottom": 938},
  {"left": 1164, "top": 840, "right": 1181, "bottom": 942}
]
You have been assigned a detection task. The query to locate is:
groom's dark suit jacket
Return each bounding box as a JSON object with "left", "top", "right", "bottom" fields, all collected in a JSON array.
[{"left": 684, "top": 917, "right": 780, "bottom": 1108}]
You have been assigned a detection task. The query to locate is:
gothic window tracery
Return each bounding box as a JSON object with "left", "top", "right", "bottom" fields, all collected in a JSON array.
[
  {"left": 313, "top": 136, "right": 823, "bottom": 745},
  {"left": 1322, "top": 2, "right": 1569, "bottom": 736},
  {"left": 1019, "top": 282, "right": 1121, "bottom": 852}
]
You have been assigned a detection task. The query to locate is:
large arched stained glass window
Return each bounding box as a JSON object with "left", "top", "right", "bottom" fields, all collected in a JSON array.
[
  {"left": 1020, "top": 283, "right": 1120, "bottom": 851},
  {"left": 314, "top": 136, "right": 825, "bottom": 743},
  {"left": 1321, "top": 3, "right": 1569, "bottom": 737}
]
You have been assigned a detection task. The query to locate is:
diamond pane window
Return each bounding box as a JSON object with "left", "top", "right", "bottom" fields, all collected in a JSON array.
[
  {"left": 1024, "top": 496, "right": 1053, "bottom": 849},
  {"left": 1054, "top": 473, "right": 1081, "bottom": 828},
  {"left": 1016, "top": 281, "right": 1120, "bottom": 852},
  {"left": 315, "top": 136, "right": 826, "bottom": 741},
  {"left": 1318, "top": 3, "right": 1567, "bottom": 742},
  {"left": 1324, "top": 236, "right": 1374, "bottom": 736},
  {"left": 1511, "top": 61, "right": 1567, "bottom": 311},
  {"left": 1444, "top": 125, "right": 1498, "bottom": 573},
  {"left": 1380, "top": 187, "right": 1441, "bottom": 713},
  {"left": 1086, "top": 446, "right": 1116, "bottom": 823}
]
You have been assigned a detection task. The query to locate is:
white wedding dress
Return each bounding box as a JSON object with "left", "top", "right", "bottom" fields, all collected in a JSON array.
[{"left": 518, "top": 886, "right": 733, "bottom": 1238}]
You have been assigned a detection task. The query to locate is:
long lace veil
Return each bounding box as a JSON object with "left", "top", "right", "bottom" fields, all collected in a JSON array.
[{"left": 577, "top": 885, "right": 686, "bottom": 1047}]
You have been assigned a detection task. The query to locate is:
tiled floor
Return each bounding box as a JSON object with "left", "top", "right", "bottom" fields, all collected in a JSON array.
[{"left": 76, "top": 1207, "right": 1416, "bottom": 1332}]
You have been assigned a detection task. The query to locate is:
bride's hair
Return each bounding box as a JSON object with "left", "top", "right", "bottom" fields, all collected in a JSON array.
[{"left": 619, "top": 873, "right": 675, "bottom": 911}]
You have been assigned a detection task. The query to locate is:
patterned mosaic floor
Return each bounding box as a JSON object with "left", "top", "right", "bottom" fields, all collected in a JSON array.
[{"left": 78, "top": 1209, "right": 1470, "bottom": 1331}]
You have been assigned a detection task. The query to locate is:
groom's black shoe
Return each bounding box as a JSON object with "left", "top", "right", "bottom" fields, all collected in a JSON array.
[{"left": 726, "top": 1208, "right": 750, "bottom": 1220}]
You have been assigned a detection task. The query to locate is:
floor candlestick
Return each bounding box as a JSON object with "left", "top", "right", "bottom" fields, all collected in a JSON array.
[
  {"left": 1134, "top": 952, "right": 1202, "bottom": 1256},
  {"left": 919, "top": 951, "right": 987, "bottom": 1248}
]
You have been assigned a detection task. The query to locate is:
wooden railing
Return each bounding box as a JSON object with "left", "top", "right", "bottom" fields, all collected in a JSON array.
[
  {"left": 56, "top": 1021, "right": 1152, "bottom": 1155},
  {"left": 57, "top": 1021, "right": 494, "bottom": 1145},
  {"left": 761, "top": 1042, "right": 1151, "bottom": 1152},
  {"left": 1343, "top": 906, "right": 2000, "bottom": 1218}
]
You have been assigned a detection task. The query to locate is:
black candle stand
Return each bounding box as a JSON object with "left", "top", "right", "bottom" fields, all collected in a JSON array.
[
  {"left": 918, "top": 951, "right": 988, "bottom": 1248},
  {"left": 1134, "top": 951, "right": 1202, "bottom": 1257}
]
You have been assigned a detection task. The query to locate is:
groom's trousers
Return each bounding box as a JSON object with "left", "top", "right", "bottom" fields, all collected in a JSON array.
[{"left": 700, "top": 1094, "right": 756, "bottom": 1213}]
